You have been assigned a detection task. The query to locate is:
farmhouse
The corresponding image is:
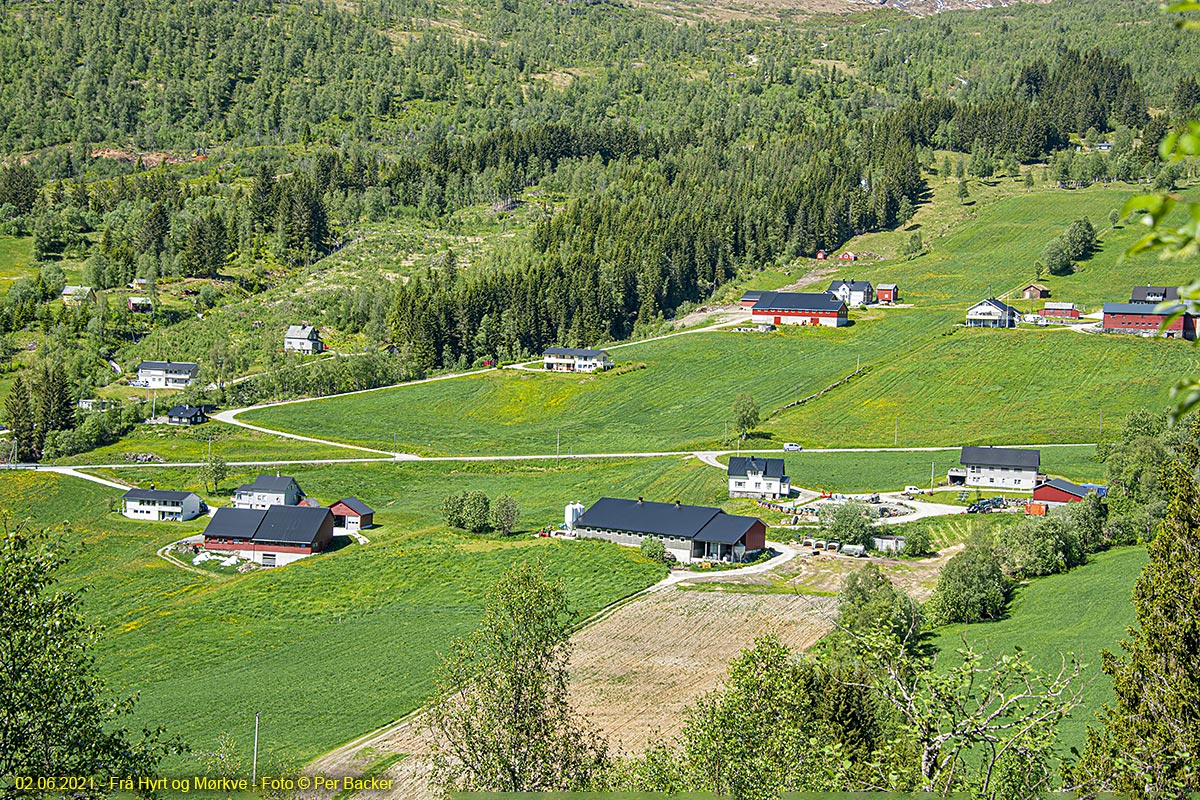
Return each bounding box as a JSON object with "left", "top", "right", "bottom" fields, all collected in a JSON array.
[
  {"left": 750, "top": 291, "right": 848, "bottom": 327},
  {"left": 1020, "top": 283, "right": 1050, "bottom": 299},
  {"left": 202, "top": 505, "right": 334, "bottom": 567},
  {"left": 569, "top": 497, "right": 767, "bottom": 564},
  {"left": 965, "top": 298, "right": 1020, "bottom": 328},
  {"left": 876, "top": 283, "right": 898, "bottom": 304},
  {"left": 951, "top": 446, "right": 1041, "bottom": 490},
  {"left": 542, "top": 347, "right": 614, "bottom": 373},
  {"left": 1042, "top": 302, "right": 1080, "bottom": 319},
  {"left": 284, "top": 324, "right": 325, "bottom": 355},
  {"left": 231, "top": 474, "right": 305, "bottom": 509},
  {"left": 727, "top": 456, "right": 791, "bottom": 499},
  {"left": 330, "top": 497, "right": 374, "bottom": 531},
  {"left": 135, "top": 360, "right": 198, "bottom": 389},
  {"left": 1131, "top": 285, "right": 1179, "bottom": 303},
  {"left": 1033, "top": 478, "right": 1092, "bottom": 506},
  {"left": 828, "top": 279, "right": 875, "bottom": 307},
  {"left": 122, "top": 488, "right": 203, "bottom": 521},
  {"left": 127, "top": 296, "right": 152, "bottom": 313},
  {"left": 166, "top": 404, "right": 208, "bottom": 426},
  {"left": 61, "top": 285, "right": 95, "bottom": 306}
]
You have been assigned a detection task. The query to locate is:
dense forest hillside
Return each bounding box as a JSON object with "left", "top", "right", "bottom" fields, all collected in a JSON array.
[{"left": 1, "top": 0, "right": 1199, "bottom": 460}]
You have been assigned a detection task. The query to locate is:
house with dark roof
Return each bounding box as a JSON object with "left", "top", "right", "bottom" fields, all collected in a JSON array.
[
  {"left": 542, "top": 347, "right": 613, "bottom": 373},
  {"left": 329, "top": 497, "right": 374, "bottom": 531},
  {"left": 1131, "top": 285, "right": 1180, "bottom": 304},
  {"left": 749, "top": 291, "right": 848, "bottom": 327},
  {"left": 231, "top": 474, "right": 305, "bottom": 509},
  {"left": 134, "top": 360, "right": 198, "bottom": 389},
  {"left": 828, "top": 279, "right": 875, "bottom": 307},
  {"left": 122, "top": 488, "right": 203, "bottom": 521},
  {"left": 1102, "top": 302, "right": 1194, "bottom": 339},
  {"left": 727, "top": 457, "right": 790, "bottom": 499},
  {"left": 166, "top": 404, "right": 208, "bottom": 426},
  {"left": 568, "top": 497, "right": 767, "bottom": 564},
  {"left": 284, "top": 324, "right": 325, "bottom": 355},
  {"left": 1033, "top": 478, "right": 1095, "bottom": 506},
  {"left": 965, "top": 298, "right": 1020, "bottom": 328},
  {"left": 202, "top": 505, "right": 334, "bottom": 567},
  {"left": 951, "top": 446, "right": 1042, "bottom": 490}
]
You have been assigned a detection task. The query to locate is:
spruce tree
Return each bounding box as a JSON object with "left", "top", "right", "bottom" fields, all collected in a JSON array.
[{"left": 4, "top": 374, "right": 34, "bottom": 462}]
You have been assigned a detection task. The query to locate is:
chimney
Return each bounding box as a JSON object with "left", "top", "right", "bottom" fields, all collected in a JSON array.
[{"left": 637, "top": 497, "right": 643, "bottom": 505}]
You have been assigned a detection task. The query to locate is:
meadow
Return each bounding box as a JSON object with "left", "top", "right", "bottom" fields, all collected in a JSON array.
[
  {"left": 932, "top": 546, "right": 1147, "bottom": 753},
  {"left": 239, "top": 183, "right": 1199, "bottom": 458}
]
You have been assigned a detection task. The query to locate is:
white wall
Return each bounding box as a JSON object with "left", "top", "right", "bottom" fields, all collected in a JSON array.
[{"left": 964, "top": 465, "right": 1038, "bottom": 490}]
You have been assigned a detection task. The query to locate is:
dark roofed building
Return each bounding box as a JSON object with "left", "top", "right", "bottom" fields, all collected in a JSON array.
[
  {"left": 231, "top": 474, "right": 305, "bottom": 509},
  {"left": 727, "top": 456, "right": 791, "bottom": 499},
  {"left": 330, "top": 497, "right": 375, "bottom": 531},
  {"left": 570, "top": 497, "right": 767, "bottom": 564},
  {"left": 1033, "top": 478, "right": 1093, "bottom": 506},
  {"left": 955, "top": 446, "right": 1041, "bottom": 490},
  {"left": 166, "top": 404, "right": 208, "bottom": 426},
  {"left": 542, "top": 347, "right": 613, "bottom": 373},
  {"left": 965, "top": 298, "right": 1020, "bottom": 328},
  {"left": 1102, "top": 302, "right": 1194, "bottom": 340},
  {"left": 750, "top": 291, "right": 848, "bottom": 327},
  {"left": 202, "top": 505, "right": 333, "bottom": 567},
  {"left": 1131, "top": 285, "right": 1180, "bottom": 304},
  {"left": 121, "top": 488, "right": 203, "bottom": 521},
  {"left": 828, "top": 279, "right": 875, "bottom": 307},
  {"left": 740, "top": 290, "right": 764, "bottom": 307}
]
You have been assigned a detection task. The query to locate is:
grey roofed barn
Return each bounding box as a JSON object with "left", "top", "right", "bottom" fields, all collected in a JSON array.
[
  {"left": 693, "top": 514, "right": 760, "bottom": 545},
  {"left": 333, "top": 496, "right": 374, "bottom": 516},
  {"left": 573, "top": 497, "right": 762, "bottom": 543},
  {"left": 1041, "top": 477, "right": 1088, "bottom": 498},
  {"left": 751, "top": 291, "right": 845, "bottom": 313},
  {"left": 1103, "top": 301, "right": 1186, "bottom": 315},
  {"left": 203, "top": 507, "right": 268, "bottom": 541},
  {"left": 960, "top": 446, "right": 1041, "bottom": 470},
  {"left": 727, "top": 456, "right": 787, "bottom": 479},
  {"left": 252, "top": 506, "right": 333, "bottom": 546}
]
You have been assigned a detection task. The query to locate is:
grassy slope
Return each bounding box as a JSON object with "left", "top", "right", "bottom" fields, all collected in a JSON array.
[
  {"left": 932, "top": 546, "right": 1147, "bottom": 754},
  {"left": 3, "top": 460, "right": 736, "bottom": 765},
  {"left": 0, "top": 234, "right": 33, "bottom": 289},
  {"left": 243, "top": 182, "right": 1196, "bottom": 456}
]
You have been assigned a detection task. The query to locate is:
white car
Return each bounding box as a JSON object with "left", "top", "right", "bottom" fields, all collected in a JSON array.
[
  {"left": 903, "top": 485, "right": 921, "bottom": 494},
  {"left": 783, "top": 443, "right": 802, "bottom": 452}
]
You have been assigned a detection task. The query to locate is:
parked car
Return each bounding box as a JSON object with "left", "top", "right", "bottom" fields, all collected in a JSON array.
[
  {"left": 903, "top": 485, "right": 921, "bottom": 494},
  {"left": 783, "top": 442, "right": 803, "bottom": 452}
]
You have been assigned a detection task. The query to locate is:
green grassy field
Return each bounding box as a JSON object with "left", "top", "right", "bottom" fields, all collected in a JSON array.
[
  {"left": 0, "top": 234, "right": 34, "bottom": 289},
  {"left": 239, "top": 184, "right": 1199, "bottom": 457},
  {"left": 932, "top": 546, "right": 1147, "bottom": 754},
  {"left": 3, "top": 460, "right": 740, "bottom": 767}
]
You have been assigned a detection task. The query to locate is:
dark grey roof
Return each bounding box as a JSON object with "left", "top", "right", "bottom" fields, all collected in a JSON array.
[
  {"left": 333, "top": 497, "right": 374, "bottom": 516},
  {"left": 203, "top": 508, "right": 267, "bottom": 541},
  {"left": 575, "top": 497, "right": 761, "bottom": 545},
  {"left": 242, "top": 474, "right": 303, "bottom": 495},
  {"left": 960, "top": 446, "right": 1041, "bottom": 470},
  {"left": 252, "top": 506, "right": 332, "bottom": 546},
  {"left": 123, "top": 488, "right": 197, "bottom": 503},
  {"left": 543, "top": 347, "right": 608, "bottom": 358},
  {"left": 1103, "top": 302, "right": 1185, "bottom": 315},
  {"left": 694, "top": 514, "right": 760, "bottom": 545},
  {"left": 727, "top": 456, "right": 787, "bottom": 479},
  {"left": 740, "top": 290, "right": 764, "bottom": 302},
  {"left": 167, "top": 404, "right": 206, "bottom": 419},
  {"left": 828, "top": 279, "right": 873, "bottom": 292},
  {"left": 1131, "top": 285, "right": 1180, "bottom": 303},
  {"left": 752, "top": 291, "right": 845, "bottom": 313},
  {"left": 137, "top": 360, "right": 198, "bottom": 371},
  {"left": 968, "top": 298, "right": 1020, "bottom": 316},
  {"left": 1042, "top": 477, "right": 1088, "bottom": 498}
]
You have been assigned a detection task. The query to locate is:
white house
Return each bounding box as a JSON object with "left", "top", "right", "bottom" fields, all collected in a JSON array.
[
  {"left": 953, "top": 446, "right": 1041, "bottom": 490},
  {"left": 727, "top": 456, "right": 791, "bottom": 499},
  {"left": 134, "top": 360, "right": 199, "bottom": 389},
  {"left": 284, "top": 325, "right": 325, "bottom": 355},
  {"left": 121, "top": 488, "right": 203, "bottom": 521},
  {"left": 231, "top": 474, "right": 306, "bottom": 509},
  {"left": 827, "top": 279, "right": 875, "bottom": 307},
  {"left": 542, "top": 347, "right": 614, "bottom": 373},
  {"left": 965, "top": 298, "right": 1020, "bottom": 328}
]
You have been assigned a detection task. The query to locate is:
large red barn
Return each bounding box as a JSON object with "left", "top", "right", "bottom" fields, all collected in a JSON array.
[
  {"left": 750, "top": 291, "right": 848, "bottom": 327},
  {"left": 1102, "top": 302, "right": 1194, "bottom": 339},
  {"left": 1032, "top": 478, "right": 1090, "bottom": 506}
]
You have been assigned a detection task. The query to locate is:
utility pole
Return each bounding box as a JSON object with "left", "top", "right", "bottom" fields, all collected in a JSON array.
[{"left": 252, "top": 712, "right": 260, "bottom": 786}]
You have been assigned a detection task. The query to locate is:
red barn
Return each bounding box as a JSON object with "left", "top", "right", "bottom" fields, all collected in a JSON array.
[
  {"left": 740, "top": 290, "right": 764, "bottom": 308},
  {"left": 330, "top": 497, "right": 375, "bottom": 531},
  {"left": 202, "top": 506, "right": 334, "bottom": 567},
  {"left": 750, "top": 291, "right": 848, "bottom": 327},
  {"left": 1042, "top": 302, "right": 1080, "bottom": 319},
  {"left": 815, "top": 250, "right": 827, "bottom": 260},
  {"left": 1102, "top": 302, "right": 1194, "bottom": 339},
  {"left": 1032, "top": 478, "right": 1090, "bottom": 506},
  {"left": 877, "top": 283, "right": 898, "bottom": 304},
  {"left": 838, "top": 251, "right": 856, "bottom": 261}
]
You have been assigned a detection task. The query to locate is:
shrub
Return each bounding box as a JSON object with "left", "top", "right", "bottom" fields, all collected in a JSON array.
[
  {"left": 640, "top": 537, "right": 667, "bottom": 563},
  {"left": 902, "top": 527, "right": 932, "bottom": 557},
  {"left": 461, "top": 491, "right": 491, "bottom": 533},
  {"left": 818, "top": 501, "right": 875, "bottom": 547},
  {"left": 994, "top": 517, "right": 1083, "bottom": 580},
  {"left": 928, "top": 544, "right": 1009, "bottom": 625}
]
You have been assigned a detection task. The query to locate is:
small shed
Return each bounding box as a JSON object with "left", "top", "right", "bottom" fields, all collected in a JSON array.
[
  {"left": 1021, "top": 283, "right": 1051, "bottom": 300},
  {"left": 128, "top": 296, "right": 153, "bottom": 313},
  {"left": 877, "top": 283, "right": 898, "bottom": 304},
  {"left": 815, "top": 249, "right": 828, "bottom": 260},
  {"left": 838, "top": 251, "right": 856, "bottom": 262},
  {"left": 330, "top": 497, "right": 375, "bottom": 531}
]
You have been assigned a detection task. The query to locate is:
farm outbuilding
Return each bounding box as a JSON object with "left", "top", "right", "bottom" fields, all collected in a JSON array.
[
  {"left": 876, "top": 283, "right": 898, "bottom": 303},
  {"left": 202, "top": 505, "right": 334, "bottom": 567},
  {"left": 1102, "top": 302, "right": 1194, "bottom": 340},
  {"left": 749, "top": 291, "right": 848, "bottom": 327},
  {"left": 1020, "top": 284, "right": 1050, "bottom": 300},
  {"left": 1032, "top": 478, "right": 1094, "bottom": 506},
  {"left": 1042, "top": 302, "right": 1079, "bottom": 319},
  {"left": 330, "top": 497, "right": 374, "bottom": 531},
  {"left": 569, "top": 497, "right": 766, "bottom": 564}
]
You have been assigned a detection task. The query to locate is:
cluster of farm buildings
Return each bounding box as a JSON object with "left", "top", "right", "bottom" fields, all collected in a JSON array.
[
  {"left": 121, "top": 473, "right": 374, "bottom": 568},
  {"left": 967, "top": 284, "right": 1194, "bottom": 337}
]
